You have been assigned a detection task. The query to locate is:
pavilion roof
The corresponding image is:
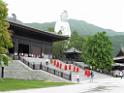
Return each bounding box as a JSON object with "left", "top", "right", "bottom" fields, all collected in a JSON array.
[
  {"left": 113, "top": 56, "right": 124, "bottom": 60},
  {"left": 112, "top": 63, "right": 124, "bottom": 67},
  {"left": 116, "top": 47, "right": 124, "bottom": 57},
  {"left": 64, "top": 47, "right": 82, "bottom": 54}
]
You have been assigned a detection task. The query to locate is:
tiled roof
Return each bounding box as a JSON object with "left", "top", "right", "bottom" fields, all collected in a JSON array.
[
  {"left": 112, "top": 63, "right": 124, "bottom": 66},
  {"left": 8, "top": 20, "right": 69, "bottom": 42},
  {"left": 113, "top": 56, "right": 124, "bottom": 60}
]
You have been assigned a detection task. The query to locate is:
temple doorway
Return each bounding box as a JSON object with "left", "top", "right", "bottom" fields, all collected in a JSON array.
[
  {"left": 32, "top": 46, "right": 42, "bottom": 58},
  {"left": 18, "top": 44, "right": 29, "bottom": 55}
]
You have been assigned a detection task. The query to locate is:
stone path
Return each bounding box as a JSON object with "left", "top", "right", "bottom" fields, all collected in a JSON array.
[
  {"left": 1, "top": 77, "right": 124, "bottom": 93},
  {"left": 71, "top": 69, "right": 112, "bottom": 82}
]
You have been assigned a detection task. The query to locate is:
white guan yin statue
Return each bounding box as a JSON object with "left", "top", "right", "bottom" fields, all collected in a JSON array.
[{"left": 55, "top": 10, "right": 71, "bottom": 37}]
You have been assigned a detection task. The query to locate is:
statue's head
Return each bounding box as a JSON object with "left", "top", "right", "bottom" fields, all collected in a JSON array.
[{"left": 60, "top": 10, "right": 68, "bottom": 22}]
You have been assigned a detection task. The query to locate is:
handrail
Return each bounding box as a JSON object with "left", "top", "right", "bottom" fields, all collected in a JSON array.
[{"left": 19, "top": 56, "right": 71, "bottom": 81}]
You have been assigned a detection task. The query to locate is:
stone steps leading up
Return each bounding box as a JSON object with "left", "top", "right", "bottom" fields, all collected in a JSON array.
[{"left": 3, "top": 60, "right": 70, "bottom": 82}]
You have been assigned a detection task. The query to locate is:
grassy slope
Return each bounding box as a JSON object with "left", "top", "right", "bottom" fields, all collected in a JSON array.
[{"left": 0, "top": 79, "right": 72, "bottom": 91}]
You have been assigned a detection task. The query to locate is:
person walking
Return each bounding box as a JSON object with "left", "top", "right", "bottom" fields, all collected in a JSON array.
[
  {"left": 76, "top": 74, "right": 80, "bottom": 83},
  {"left": 90, "top": 70, "right": 94, "bottom": 82},
  {"left": 120, "top": 71, "right": 123, "bottom": 79}
]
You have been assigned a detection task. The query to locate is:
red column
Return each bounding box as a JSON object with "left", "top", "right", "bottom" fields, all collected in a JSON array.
[
  {"left": 60, "top": 63, "right": 62, "bottom": 69},
  {"left": 76, "top": 67, "right": 80, "bottom": 72},
  {"left": 54, "top": 59, "right": 56, "bottom": 66},
  {"left": 69, "top": 65, "right": 71, "bottom": 70},
  {"left": 73, "top": 66, "right": 76, "bottom": 72},
  {"left": 56, "top": 61, "right": 59, "bottom": 68},
  {"left": 64, "top": 65, "right": 67, "bottom": 70}
]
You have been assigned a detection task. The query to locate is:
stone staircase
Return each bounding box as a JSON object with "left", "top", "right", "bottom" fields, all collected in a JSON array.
[
  {"left": 18, "top": 57, "right": 111, "bottom": 82},
  {"left": 19, "top": 57, "right": 72, "bottom": 81},
  {"left": 3, "top": 60, "right": 70, "bottom": 82}
]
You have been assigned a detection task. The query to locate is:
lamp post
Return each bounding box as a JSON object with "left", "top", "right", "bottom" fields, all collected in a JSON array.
[{"left": 0, "top": 60, "right": 4, "bottom": 78}]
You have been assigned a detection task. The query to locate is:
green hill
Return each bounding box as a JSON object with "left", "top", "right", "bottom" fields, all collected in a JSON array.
[
  {"left": 25, "top": 19, "right": 124, "bottom": 56},
  {"left": 25, "top": 19, "right": 124, "bottom": 36},
  {"left": 110, "top": 35, "right": 124, "bottom": 56}
]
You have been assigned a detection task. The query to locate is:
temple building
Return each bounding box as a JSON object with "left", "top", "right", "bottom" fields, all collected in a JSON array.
[
  {"left": 64, "top": 47, "right": 82, "bottom": 62},
  {"left": 113, "top": 47, "right": 124, "bottom": 70},
  {"left": 8, "top": 20, "right": 68, "bottom": 59}
]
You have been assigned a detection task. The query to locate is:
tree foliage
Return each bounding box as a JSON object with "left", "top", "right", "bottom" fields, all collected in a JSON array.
[
  {"left": 68, "top": 31, "right": 84, "bottom": 50},
  {"left": 82, "top": 32, "right": 113, "bottom": 71},
  {"left": 48, "top": 27, "right": 67, "bottom": 59},
  {"left": 0, "top": 0, "right": 13, "bottom": 66},
  {"left": 52, "top": 41, "right": 67, "bottom": 59},
  {"left": 48, "top": 27, "right": 54, "bottom": 32},
  {"left": 47, "top": 27, "right": 84, "bottom": 60},
  {"left": 52, "top": 31, "right": 84, "bottom": 59}
]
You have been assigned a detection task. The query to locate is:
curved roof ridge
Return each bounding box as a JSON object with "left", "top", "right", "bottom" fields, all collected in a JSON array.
[{"left": 64, "top": 47, "right": 81, "bottom": 53}]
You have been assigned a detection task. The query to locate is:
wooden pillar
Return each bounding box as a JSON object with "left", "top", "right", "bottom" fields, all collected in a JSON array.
[
  {"left": 14, "top": 39, "right": 18, "bottom": 54},
  {"left": 29, "top": 42, "right": 32, "bottom": 57}
]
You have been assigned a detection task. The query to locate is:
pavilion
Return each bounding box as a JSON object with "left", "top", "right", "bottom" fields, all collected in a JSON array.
[
  {"left": 113, "top": 47, "right": 124, "bottom": 70},
  {"left": 64, "top": 47, "right": 82, "bottom": 62}
]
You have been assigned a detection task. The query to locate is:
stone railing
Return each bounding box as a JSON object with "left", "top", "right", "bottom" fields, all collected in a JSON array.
[{"left": 19, "top": 57, "right": 72, "bottom": 81}]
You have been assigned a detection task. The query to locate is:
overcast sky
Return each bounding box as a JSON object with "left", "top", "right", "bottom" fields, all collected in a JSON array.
[{"left": 4, "top": 0, "right": 124, "bottom": 32}]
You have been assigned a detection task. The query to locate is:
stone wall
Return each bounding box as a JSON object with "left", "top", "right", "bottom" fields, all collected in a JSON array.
[{"left": 0, "top": 60, "right": 69, "bottom": 82}]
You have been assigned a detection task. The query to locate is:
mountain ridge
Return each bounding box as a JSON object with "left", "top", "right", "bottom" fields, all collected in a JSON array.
[
  {"left": 24, "top": 19, "right": 124, "bottom": 56},
  {"left": 25, "top": 19, "right": 124, "bottom": 36}
]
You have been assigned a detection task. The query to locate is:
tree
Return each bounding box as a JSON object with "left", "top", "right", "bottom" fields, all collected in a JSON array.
[
  {"left": 0, "top": 0, "right": 13, "bottom": 78},
  {"left": 48, "top": 27, "right": 54, "bottom": 32},
  {"left": 68, "top": 31, "right": 84, "bottom": 50},
  {"left": 82, "top": 32, "right": 113, "bottom": 71},
  {"left": 52, "top": 40, "right": 67, "bottom": 59},
  {"left": 52, "top": 31, "right": 85, "bottom": 60}
]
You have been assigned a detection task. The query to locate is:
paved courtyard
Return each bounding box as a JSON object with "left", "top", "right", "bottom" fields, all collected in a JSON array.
[{"left": 0, "top": 77, "right": 124, "bottom": 93}]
